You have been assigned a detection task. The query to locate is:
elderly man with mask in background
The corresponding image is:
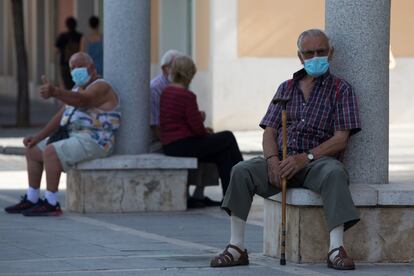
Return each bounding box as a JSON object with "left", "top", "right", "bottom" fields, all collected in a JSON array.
[{"left": 150, "top": 49, "right": 181, "bottom": 145}]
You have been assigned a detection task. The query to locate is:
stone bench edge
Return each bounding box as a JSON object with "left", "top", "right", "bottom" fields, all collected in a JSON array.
[
  {"left": 266, "top": 183, "right": 414, "bottom": 207},
  {"left": 74, "top": 153, "right": 198, "bottom": 170}
]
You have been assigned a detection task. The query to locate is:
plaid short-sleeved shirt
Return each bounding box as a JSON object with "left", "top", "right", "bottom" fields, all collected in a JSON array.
[{"left": 260, "top": 69, "right": 361, "bottom": 155}]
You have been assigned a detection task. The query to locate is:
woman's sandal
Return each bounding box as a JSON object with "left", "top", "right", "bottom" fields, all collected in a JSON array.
[
  {"left": 327, "top": 246, "right": 355, "bottom": 270},
  {"left": 210, "top": 244, "right": 249, "bottom": 267}
]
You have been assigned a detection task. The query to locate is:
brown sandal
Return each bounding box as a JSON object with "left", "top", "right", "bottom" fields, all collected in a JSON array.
[
  {"left": 327, "top": 246, "right": 355, "bottom": 270},
  {"left": 210, "top": 244, "right": 249, "bottom": 267}
]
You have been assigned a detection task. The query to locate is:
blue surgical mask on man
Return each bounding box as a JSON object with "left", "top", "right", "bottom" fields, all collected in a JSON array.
[
  {"left": 303, "top": 56, "right": 329, "bottom": 77},
  {"left": 71, "top": 67, "right": 91, "bottom": 87}
]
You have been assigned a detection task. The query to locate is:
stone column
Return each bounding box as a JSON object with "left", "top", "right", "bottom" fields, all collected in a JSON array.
[
  {"left": 104, "top": 0, "right": 150, "bottom": 154},
  {"left": 326, "top": 0, "right": 390, "bottom": 184}
]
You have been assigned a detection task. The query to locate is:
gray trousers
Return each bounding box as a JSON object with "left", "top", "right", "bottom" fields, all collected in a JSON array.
[{"left": 222, "top": 156, "right": 360, "bottom": 231}]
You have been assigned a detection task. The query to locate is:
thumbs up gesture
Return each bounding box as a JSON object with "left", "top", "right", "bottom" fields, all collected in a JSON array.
[{"left": 39, "top": 75, "right": 57, "bottom": 99}]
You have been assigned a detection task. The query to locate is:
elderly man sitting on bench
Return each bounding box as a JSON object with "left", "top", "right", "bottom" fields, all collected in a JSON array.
[
  {"left": 5, "top": 52, "right": 121, "bottom": 216},
  {"left": 210, "top": 29, "right": 361, "bottom": 271}
]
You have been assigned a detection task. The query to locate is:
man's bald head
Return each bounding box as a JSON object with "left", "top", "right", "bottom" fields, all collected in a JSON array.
[
  {"left": 69, "top": 52, "right": 97, "bottom": 79},
  {"left": 69, "top": 52, "right": 94, "bottom": 68}
]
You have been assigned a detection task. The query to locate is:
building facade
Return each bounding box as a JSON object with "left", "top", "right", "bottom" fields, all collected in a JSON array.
[{"left": 1, "top": 0, "right": 413, "bottom": 130}]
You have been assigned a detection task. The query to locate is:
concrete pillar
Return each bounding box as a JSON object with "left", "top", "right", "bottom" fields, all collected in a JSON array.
[
  {"left": 104, "top": 0, "right": 150, "bottom": 154},
  {"left": 326, "top": 0, "right": 390, "bottom": 184}
]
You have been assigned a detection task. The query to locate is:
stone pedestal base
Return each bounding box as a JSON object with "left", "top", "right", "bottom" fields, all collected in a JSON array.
[
  {"left": 66, "top": 154, "right": 197, "bottom": 213},
  {"left": 67, "top": 169, "right": 189, "bottom": 212},
  {"left": 188, "top": 162, "right": 219, "bottom": 187},
  {"left": 264, "top": 184, "right": 414, "bottom": 263}
]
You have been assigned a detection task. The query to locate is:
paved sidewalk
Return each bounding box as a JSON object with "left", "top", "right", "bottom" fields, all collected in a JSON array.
[
  {"left": 1, "top": 97, "right": 414, "bottom": 275},
  {"left": 1, "top": 128, "right": 414, "bottom": 275},
  {"left": 1, "top": 187, "right": 414, "bottom": 275}
]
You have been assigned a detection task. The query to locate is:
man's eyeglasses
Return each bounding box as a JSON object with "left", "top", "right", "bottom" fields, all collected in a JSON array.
[{"left": 300, "top": 48, "right": 329, "bottom": 59}]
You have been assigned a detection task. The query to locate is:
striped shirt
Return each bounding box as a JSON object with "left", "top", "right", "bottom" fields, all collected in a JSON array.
[
  {"left": 160, "top": 85, "right": 207, "bottom": 145},
  {"left": 61, "top": 79, "right": 121, "bottom": 152},
  {"left": 150, "top": 73, "right": 170, "bottom": 126},
  {"left": 260, "top": 69, "right": 361, "bottom": 155}
]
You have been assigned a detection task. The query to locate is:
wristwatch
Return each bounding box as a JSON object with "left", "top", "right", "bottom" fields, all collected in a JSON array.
[{"left": 306, "top": 150, "right": 314, "bottom": 162}]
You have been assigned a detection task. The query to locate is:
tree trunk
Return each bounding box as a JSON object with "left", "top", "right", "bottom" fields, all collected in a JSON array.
[{"left": 11, "top": 0, "right": 30, "bottom": 127}]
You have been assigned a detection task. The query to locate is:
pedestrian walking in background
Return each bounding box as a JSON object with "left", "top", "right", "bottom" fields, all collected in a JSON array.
[
  {"left": 55, "top": 17, "right": 83, "bottom": 90},
  {"left": 80, "top": 16, "right": 103, "bottom": 76}
]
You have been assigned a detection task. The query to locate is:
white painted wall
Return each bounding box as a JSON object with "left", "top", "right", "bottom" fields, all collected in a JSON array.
[
  {"left": 208, "top": 0, "right": 414, "bottom": 131},
  {"left": 390, "top": 58, "right": 414, "bottom": 124},
  {"left": 159, "top": 0, "right": 191, "bottom": 57},
  {"left": 210, "top": 0, "right": 301, "bottom": 130},
  {"left": 207, "top": 56, "right": 414, "bottom": 130},
  {"left": 212, "top": 58, "right": 301, "bottom": 130},
  {"left": 190, "top": 70, "right": 213, "bottom": 127}
]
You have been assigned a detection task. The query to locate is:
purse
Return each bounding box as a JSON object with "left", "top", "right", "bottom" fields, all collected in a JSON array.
[{"left": 46, "top": 108, "right": 77, "bottom": 145}]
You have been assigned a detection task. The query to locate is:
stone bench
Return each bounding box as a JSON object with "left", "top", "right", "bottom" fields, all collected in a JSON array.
[
  {"left": 263, "top": 184, "right": 414, "bottom": 263},
  {"left": 66, "top": 154, "right": 197, "bottom": 213}
]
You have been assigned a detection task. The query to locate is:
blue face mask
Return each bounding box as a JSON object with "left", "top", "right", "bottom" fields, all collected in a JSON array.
[
  {"left": 71, "top": 67, "right": 91, "bottom": 87},
  {"left": 303, "top": 56, "right": 329, "bottom": 77}
]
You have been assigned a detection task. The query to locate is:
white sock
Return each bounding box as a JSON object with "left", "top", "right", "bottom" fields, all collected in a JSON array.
[
  {"left": 329, "top": 224, "right": 344, "bottom": 262},
  {"left": 192, "top": 185, "right": 205, "bottom": 200},
  {"left": 27, "top": 186, "right": 40, "bottom": 203},
  {"left": 45, "top": 190, "right": 58, "bottom": 206},
  {"left": 228, "top": 215, "right": 246, "bottom": 259}
]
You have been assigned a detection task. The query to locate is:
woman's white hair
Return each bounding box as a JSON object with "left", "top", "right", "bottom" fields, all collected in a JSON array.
[
  {"left": 169, "top": 54, "right": 196, "bottom": 86},
  {"left": 297, "top": 29, "right": 331, "bottom": 51}
]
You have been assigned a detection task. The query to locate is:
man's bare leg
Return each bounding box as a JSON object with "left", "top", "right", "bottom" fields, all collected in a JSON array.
[
  {"left": 43, "top": 145, "right": 63, "bottom": 205},
  {"left": 25, "top": 146, "right": 44, "bottom": 203}
]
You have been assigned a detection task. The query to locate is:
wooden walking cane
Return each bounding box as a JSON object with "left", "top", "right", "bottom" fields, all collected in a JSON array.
[{"left": 272, "top": 98, "right": 290, "bottom": 266}]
